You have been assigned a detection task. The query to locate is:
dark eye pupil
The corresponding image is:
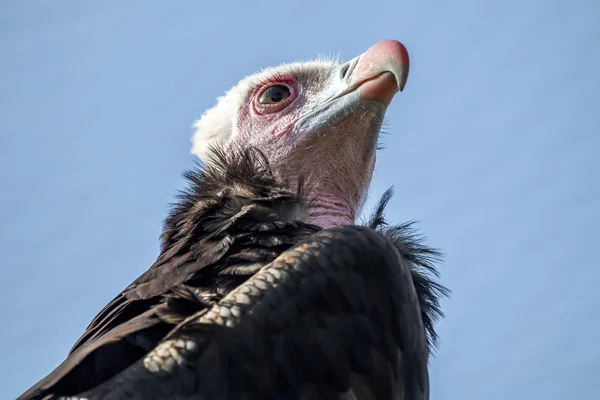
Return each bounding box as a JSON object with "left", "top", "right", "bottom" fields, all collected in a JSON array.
[{"left": 270, "top": 90, "right": 283, "bottom": 102}]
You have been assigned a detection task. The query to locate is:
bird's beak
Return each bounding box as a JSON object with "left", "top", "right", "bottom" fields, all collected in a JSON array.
[
  {"left": 293, "top": 40, "right": 409, "bottom": 137},
  {"left": 340, "top": 39, "right": 410, "bottom": 105}
]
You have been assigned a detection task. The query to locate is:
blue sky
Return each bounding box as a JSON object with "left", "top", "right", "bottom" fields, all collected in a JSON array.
[{"left": 1, "top": 1, "right": 599, "bottom": 398}]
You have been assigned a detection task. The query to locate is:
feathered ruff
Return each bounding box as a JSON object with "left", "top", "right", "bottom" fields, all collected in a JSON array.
[
  {"left": 365, "top": 188, "right": 450, "bottom": 356},
  {"left": 160, "top": 145, "right": 312, "bottom": 254}
]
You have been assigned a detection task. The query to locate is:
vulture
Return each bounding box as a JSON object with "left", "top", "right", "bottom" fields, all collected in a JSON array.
[{"left": 19, "top": 40, "right": 448, "bottom": 400}]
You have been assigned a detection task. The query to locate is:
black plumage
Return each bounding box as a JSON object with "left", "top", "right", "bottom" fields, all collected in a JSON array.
[{"left": 20, "top": 147, "right": 447, "bottom": 400}]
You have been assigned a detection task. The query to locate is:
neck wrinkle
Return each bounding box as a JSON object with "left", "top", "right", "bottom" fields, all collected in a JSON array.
[
  {"left": 307, "top": 191, "right": 355, "bottom": 228},
  {"left": 277, "top": 167, "right": 359, "bottom": 228}
]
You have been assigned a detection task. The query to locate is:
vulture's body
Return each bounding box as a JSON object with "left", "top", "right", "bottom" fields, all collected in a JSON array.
[{"left": 20, "top": 40, "right": 448, "bottom": 400}]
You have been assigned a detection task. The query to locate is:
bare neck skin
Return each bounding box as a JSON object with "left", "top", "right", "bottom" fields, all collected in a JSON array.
[
  {"left": 308, "top": 189, "right": 355, "bottom": 227},
  {"left": 278, "top": 142, "right": 375, "bottom": 229}
]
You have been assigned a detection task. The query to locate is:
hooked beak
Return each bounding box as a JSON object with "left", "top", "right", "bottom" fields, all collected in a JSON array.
[
  {"left": 293, "top": 40, "right": 409, "bottom": 137},
  {"left": 347, "top": 39, "right": 410, "bottom": 103}
]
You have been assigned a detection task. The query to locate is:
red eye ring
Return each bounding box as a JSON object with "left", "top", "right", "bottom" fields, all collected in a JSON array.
[{"left": 253, "top": 79, "right": 297, "bottom": 115}]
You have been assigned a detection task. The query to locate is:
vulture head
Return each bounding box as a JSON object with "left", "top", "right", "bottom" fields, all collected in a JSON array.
[{"left": 191, "top": 40, "right": 409, "bottom": 227}]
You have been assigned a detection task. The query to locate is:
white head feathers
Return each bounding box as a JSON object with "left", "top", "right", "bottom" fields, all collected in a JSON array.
[{"left": 190, "top": 58, "right": 340, "bottom": 163}]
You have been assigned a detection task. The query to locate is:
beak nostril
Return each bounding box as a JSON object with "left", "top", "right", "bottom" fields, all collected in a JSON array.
[{"left": 339, "top": 63, "right": 350, "bottom": 80}]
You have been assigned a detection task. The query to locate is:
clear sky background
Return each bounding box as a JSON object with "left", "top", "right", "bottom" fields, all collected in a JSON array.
[{"left": 1, "top": 1, "right": 598, "bottom": 398}]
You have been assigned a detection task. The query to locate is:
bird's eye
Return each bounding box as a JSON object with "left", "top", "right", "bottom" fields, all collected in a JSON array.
[{"left": 258, "top": 85, "right": 291, "bottom": 105}]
